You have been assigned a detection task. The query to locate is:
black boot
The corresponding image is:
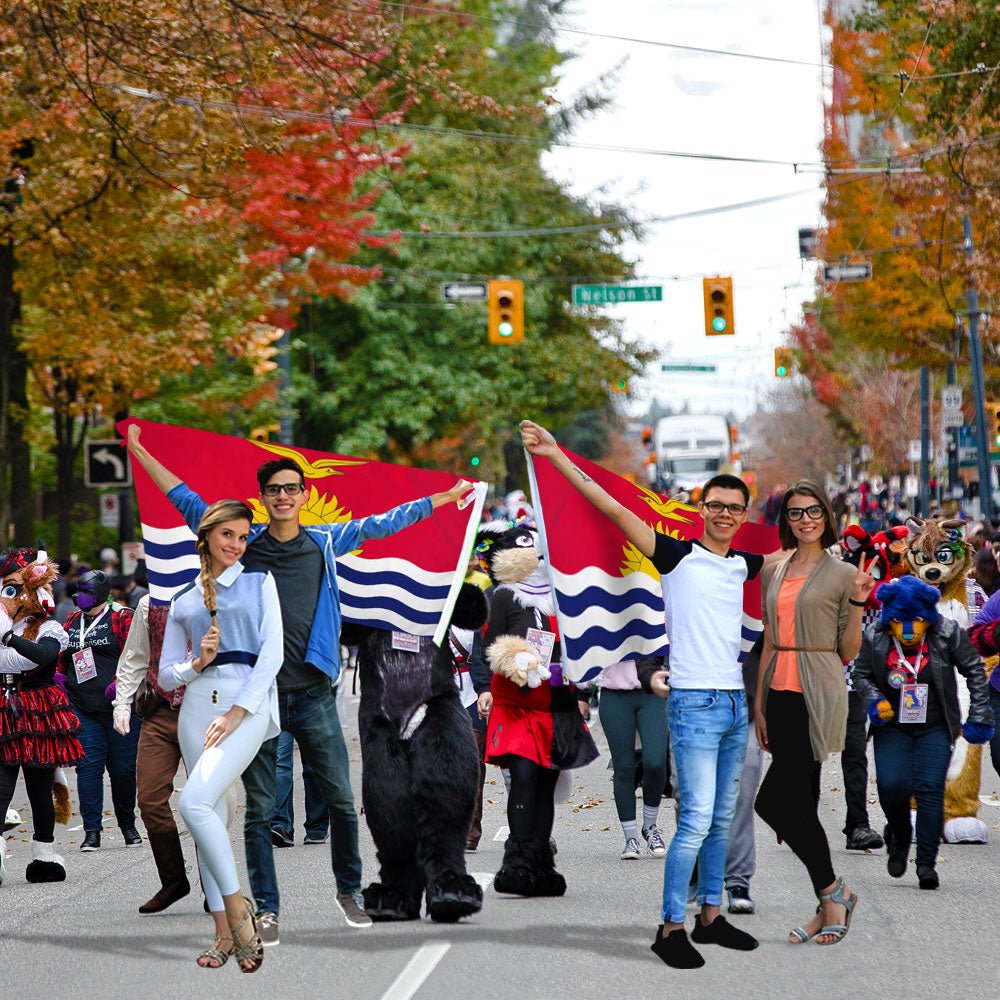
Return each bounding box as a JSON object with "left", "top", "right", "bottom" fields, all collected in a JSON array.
[
  {"left": 362, "top": 882, "right": 422, "bottom": 921},
  {"left": 139, "top": 831, "right": 191, "bottom": 913},
  {"left": 492, "top": 836, "right": 537, "bottom": 896},
  {"left": 884, "top": 824, "right": 909, "bottom": 879},
  {"left": 526, "top": 837, "right": 566, "bottom": 897},
  {"left": 426, "top": 870, "right": 483, "bottom": 923}
]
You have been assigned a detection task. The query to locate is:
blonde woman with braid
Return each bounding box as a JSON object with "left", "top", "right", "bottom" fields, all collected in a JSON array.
[{"left": 159, "top": 499, "right": 282, "bottom": 973}]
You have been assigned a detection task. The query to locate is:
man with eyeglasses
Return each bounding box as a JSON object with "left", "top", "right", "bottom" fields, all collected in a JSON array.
[
  {"left": 520, "top": 420, "right": 778, "bottom": 970},
  {"left": 127, "top": 425, "right": 471, "bottom": 940}
]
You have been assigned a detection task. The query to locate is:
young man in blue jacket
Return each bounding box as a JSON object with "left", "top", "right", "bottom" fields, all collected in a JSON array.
[{"left": 127, "top": 425, "right": 471, "bottom": 941}]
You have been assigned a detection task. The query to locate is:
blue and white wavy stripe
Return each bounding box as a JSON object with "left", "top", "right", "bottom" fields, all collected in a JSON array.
[{"left": 143, "top": 525, "right": 455, "bottom": 635}]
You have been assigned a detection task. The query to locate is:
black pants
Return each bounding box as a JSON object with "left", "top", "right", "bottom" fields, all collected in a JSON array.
[
  {"left": 0, "top": 764, "right": 55, "bottom": 842},
  {"left": 755, "top": 690, "right": 836, "bottom": 894},
  {"left": 841, "top": 689, "right": 872, "bottom": 834},
  {"left": 506, "top": 756, "right": 559, "bottom": 842}
]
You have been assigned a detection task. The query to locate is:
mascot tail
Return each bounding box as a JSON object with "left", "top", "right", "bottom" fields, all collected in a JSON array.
[{"left": 52, "top": 767, "right": 72, "bottom": 825}]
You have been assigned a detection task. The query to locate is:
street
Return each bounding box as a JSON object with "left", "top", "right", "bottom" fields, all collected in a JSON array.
[{"left": 3, "top": 683, "right": 999, "bottom": 1000}]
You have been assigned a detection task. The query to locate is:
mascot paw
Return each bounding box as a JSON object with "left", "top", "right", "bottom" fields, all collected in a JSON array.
[
  {"left": 25, "top": 841, "right": 66, "bottom": 883},
  {"left": 943, "top": 817, "right": 989, "bottom": 845},
  {"left": 867, "top": 699, "right": 893, "bottom": 726},
  {"left": 426, "top": 871, "right": 483, "bottom": 923},
  {"left": 361, "top": 882, "right": 421, "bottom": 921},
  {"left": 488, "top": 637, "right": 542, "bottom": 688},
  {"left": 962, "top": 721, "right": 995, "bottom": 745}
]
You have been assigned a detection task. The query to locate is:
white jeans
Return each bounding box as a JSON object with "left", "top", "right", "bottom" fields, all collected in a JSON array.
[{"left": 178, "top": 672, "right": 268, "bottom": 912}]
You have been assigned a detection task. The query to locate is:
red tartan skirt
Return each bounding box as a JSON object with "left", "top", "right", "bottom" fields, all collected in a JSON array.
[{"left": 0, "top": 682, "right": 85, "bottom": 768}]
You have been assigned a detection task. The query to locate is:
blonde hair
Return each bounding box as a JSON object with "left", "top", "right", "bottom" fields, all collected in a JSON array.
[{"left": 195, "top": 499, "right": 254, "bottom": 616}]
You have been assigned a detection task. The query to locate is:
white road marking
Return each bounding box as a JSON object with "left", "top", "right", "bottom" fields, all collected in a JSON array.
[
  {"left": 379, "top": 942, "right": 451, "bottom": 1000},
  {"left": 470, "top": 871, "right": 494, "bottom": 890},
  {"left": 67, "top": 824, "right": 83, "bottom": 832},
  {"left": 978, "top": 795, "right": 1000, "bottom": 807},
  {"left": 492, "top": 825, "right": 509, "bottom": 842}
]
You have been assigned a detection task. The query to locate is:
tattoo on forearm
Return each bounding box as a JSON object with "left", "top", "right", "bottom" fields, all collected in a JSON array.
[{"left": 570, "top": 463, "right": 593, "bottom": 484}]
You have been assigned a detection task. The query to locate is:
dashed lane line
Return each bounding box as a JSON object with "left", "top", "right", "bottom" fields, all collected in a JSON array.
[{"left": 379, "top": 942, "right": 451, "bottom": 1000}]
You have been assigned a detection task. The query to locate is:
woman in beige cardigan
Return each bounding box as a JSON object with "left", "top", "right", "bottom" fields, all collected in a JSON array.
[{"left": 754, "top": 480, "right": 875, "bottom": 947}]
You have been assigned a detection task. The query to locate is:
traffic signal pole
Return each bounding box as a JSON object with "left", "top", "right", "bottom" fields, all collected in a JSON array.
[
  {"left": 964, "top": 216, "right": 993, "bottom": 521},
  {"left": 919, "top": 366, "right": 930, "bottom": 516}
]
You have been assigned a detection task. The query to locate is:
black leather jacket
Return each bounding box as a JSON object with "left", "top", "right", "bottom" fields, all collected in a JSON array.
[{"left": 852, "top": 619, "right": 993, "bottom": 742}]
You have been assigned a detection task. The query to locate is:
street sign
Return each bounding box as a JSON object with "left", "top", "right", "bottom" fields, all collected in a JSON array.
[
  {"left": 661, "top": 363, "right": 718, "bottom": 373},
  {"left": 942, "top": 408, "right": 963, "bottom": 428},
  {"left": 440, "top": 282, "right": 488, "bottom": 302},
  {"left": 904, "top": 474, "right": 919, "bottom": 498},
  {"left": 99, "top": 493, "right": 119, "bottom": 529},
  {"left": 859, "top": 444, "right": 873, "bottom": 462},
  {"left": 823, "top": 261, "right": 872, "bottom": 282},
  {"left": 941, "top": 386, "right": 962, "bottom": 410},
  {"left": 959, "top": 425, "right": 978, "bottom": 467},
  {"left": 85, "top": 441, "right": 132, "bottom": 488},
  {"left": 573, "top": 284, "right": 663, "bottom": 305},
  {"left": 122, "top": 541, "right": 144, "bottom": 575},
  {"left": 908, "top": 439, "right": 922, "bottom": 462}
]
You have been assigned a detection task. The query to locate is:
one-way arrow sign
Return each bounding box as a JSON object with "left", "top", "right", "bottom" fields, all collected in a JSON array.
[
  {"left": 85, "top": 440, "right": 132, "bottom": 488},
  {"left": 441, "top": 282, "right": 488, "bottom": 302}
]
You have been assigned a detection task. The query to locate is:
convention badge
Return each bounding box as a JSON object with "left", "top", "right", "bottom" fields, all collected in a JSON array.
[
  {"left": 72, "top": 646, "right": 98, "bottom": 683},
  {"left": 525, "top": 627, "right": 556, "bottom": 670},
  {"left": 899, "top": 683, "right": 929, "bottom": 724},
  {"left": 391, "top": 631, "right": 421, "bottom": 653},
  {"left": 887, "top": 668, "right": 908, "bottom": 690}
]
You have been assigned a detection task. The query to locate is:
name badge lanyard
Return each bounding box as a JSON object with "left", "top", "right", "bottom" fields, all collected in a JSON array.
[
  {"left": 78, "top": 605, "right": 110, "bottom": 647},
  {"left": 889, "top": 635, "right": 926, "bottom": 682}
]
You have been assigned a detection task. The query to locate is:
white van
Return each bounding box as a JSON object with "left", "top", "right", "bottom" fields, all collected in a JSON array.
[{"left": 654, "top": 414, "right": 733, "bottom": 494}]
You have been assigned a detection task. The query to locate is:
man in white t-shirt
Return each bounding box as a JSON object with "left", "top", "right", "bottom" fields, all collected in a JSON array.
[{"left": 521, "top": 420, "right": 771, "bottom": 970}]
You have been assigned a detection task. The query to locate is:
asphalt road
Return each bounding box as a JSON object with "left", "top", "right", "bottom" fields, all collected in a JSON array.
[{"left": 4, "top": 682, "right": 1000, "bottom": 1000}]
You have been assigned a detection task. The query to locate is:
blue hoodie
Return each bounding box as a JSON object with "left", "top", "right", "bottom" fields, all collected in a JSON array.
[{"left": 167, "top": 482, "right": 432, "bottom": 683}]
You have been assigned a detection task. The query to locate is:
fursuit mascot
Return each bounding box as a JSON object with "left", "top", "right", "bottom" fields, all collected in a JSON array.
[
  {"left": 901, "top": 516, "right": 987, "bottom": 842},
  {"left": 0, "top": 546, "right": 79, "bottom": 886},
  {"left": 346, "top": 581, "right": 488, "bottom": 923},
  {"left": 476, "top": 520, "right": 598, "bottom": 898},
  {"left": 853, "top": 575, "right": 993, "bottom": 888}
]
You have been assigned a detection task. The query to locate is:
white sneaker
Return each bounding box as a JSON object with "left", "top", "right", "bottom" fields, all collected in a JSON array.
[{"left": 620, "top": 837, "right": 641, "bottom": 860}]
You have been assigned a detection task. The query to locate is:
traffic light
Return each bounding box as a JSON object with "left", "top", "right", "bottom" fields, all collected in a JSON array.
[
  {"left": 488, "top": 278, "right": 524, "bottom": 344},
  {"left": 774, "top": 347, "right": 793, "bottom": 378},
  {"left": 469, "top": 455, "right": 481, "bottom": 469},
  {"left": 249, "top": 423, "right": 281, "bottom": 443},
  {"left": 986, "top": 401, "right": 1000, "bottom": 448},
  {"left": 703, "top": 276, "right": 734, "bottom": 336},
  {"left": 610, "top": 377, "right": 630, "bottom": 394}
]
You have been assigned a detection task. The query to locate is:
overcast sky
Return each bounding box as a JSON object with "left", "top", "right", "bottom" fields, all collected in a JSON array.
[{"left": 544, "top": 0, "right": 827, "bottom": 420}]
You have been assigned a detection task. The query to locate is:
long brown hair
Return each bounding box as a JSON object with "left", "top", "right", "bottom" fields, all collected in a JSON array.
[
  {"left": 777, "top": 479, "right": 838, "bottom": 550},
  {"left": 195, "top": 499, "right": 254, "bottom": 616}
]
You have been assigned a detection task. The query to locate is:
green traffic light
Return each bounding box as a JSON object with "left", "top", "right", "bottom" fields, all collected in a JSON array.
[
  {"left": 498, "top": 321, "right": 514, "bottom": 338},
  {"left": 470, "top": 456, "right": 481, "bottom": 467},
  {"left": 776, "top": 365, "right": 788, "bottom": 377},
  {"left": 712, "top": 317, "right": 727, "bottom": 332}
]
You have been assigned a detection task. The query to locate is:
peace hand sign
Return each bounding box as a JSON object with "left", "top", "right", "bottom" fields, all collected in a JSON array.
[{"left": 850, "top": 555, "right": 877, "bottom": 605}]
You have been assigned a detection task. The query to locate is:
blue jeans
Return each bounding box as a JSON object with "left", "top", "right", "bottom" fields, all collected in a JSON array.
[
  {"left": 661, "top": 689, "right": 747, "bottom": 923},
  {"left": 74, "top": 708, "right": 141, "bottom": 833},
  {"left": 242, "top": 684, "right": 360, "bottom": 916},
  {"left": 271, "top": 728, "right": 330, "bottom": 841},
  {"left": 873, "top": 723, "right": 952, "bottom": 866}
]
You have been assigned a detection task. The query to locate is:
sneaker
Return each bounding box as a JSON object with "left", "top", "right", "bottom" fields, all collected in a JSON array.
[
  {"left": 257, "top": 911, "right": 280, "bottom": 946},
  {"left": 465, "top": 842, "right": 479, "bottom": 853},
  {"left": 4, "top": 808, "right": 21, "bottom": 833},
  {"left": 270, "top": 829, "right": 294, "bottom": 848},
  {"left": 642, "top": 825, "right": 667, "bottom": 858},
  {"left": 620, "top": 837, "right": 642, "bottom": 860},
  {"left": 121, "top": 827, "right": 143, "bottom": 847},
  {"left": 0, "top": 838, "right": 7, "bottom": 886},
  {"left": 727, "top": 885, "right": 756, "bottom": 915},
  {"left": 846, "top": 825, "right": 884, "bottom": 851},
  {"left": 80, "top": 831, "right": 100, "bottom": 852},
  {"left": 335, "top": 890, "right": 373, "bottom": 928},
  {"left": 303, "top": 832, "right": 330, "bottom": 845}
]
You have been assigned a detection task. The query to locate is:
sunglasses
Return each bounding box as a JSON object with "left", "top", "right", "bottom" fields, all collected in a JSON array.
[
  {"left": 786, "top": 504, "right": 825, "bottom": 521},
  {"left": 262, "top": 482, "right": 305, "bottom": 497}
]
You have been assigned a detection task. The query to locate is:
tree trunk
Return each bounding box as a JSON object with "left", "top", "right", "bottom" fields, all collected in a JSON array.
[{"left": 51, "top": 372, "right": 89, "bottom": 561}]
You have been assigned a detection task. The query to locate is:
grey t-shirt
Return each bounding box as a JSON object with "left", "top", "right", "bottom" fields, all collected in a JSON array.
[{"left": 244, "top": 528, "right": 326, "bottom": 691}]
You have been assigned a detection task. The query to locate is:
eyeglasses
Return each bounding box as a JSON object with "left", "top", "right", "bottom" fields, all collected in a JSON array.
[
  {"left": 262, "top": 482, "right": 305, "bottom": 497},
  {"left": 786, "top": 504, "right": 825, "bottom": 521},
  {"left": 702, "top": 500, "right": 748, "bottom": 516}
]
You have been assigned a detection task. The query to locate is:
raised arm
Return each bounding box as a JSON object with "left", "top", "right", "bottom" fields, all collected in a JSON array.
[
  {"left": 520, "top": 420, "right": 656, "bottom": 558},
  {"left": 126, "top": 424, "right": 182, "bottom": 496}
]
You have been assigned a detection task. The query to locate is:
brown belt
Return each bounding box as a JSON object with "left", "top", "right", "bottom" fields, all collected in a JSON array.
[{"left": 773, "top": 645, "right": 836, "bottom": 653}]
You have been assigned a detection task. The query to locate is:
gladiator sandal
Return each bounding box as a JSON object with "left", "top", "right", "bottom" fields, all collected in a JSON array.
[
  {"left": 196, "top": 935, "right": 232, "bottom": 969},
  {"left": 229, "top": 897, "right": 264, "bottom": 973}
]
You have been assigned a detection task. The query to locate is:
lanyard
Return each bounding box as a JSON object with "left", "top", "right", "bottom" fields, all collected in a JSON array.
[
  {"left": 889, "top": 635, "right": 926, "bottom": 680},
  {"left": 78, "top": 606, "right": 110, "bottom": 647}
]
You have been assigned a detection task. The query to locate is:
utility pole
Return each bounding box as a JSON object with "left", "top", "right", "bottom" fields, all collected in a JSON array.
[
  {"left": 964, "top": 216, "right": 993, "bottom": 521},
  {"left": 946, "top": 357, "right": 959, "bottom": 503},
  {"left": 919, "top": 366, "right": 930, "bottom": 516}
]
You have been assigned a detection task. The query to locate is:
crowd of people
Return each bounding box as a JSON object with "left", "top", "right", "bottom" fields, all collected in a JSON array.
[{"left": 2, "top": 419, "right": 999, "bottom": 975}]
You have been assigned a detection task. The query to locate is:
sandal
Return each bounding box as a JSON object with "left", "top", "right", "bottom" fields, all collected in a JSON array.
[
  {"left": 816, "top": 877, "right": 858, "bottom": 946},
  {"left": 229, "top": 897, "right": 264, "bottom": 973},
  {"left": 196, "top": 935, "right": 232, "bottom": 969},
  {"left": 788, "top": 904, "right": 822, "bottom": 945}
]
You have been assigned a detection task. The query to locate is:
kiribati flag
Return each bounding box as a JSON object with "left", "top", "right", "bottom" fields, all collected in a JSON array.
[
  {"left": 526, "top": 447, "right": 778, "bottom": 683},
  {"left": 119, "top": 419, "right": 486, "bottom": 644}
]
